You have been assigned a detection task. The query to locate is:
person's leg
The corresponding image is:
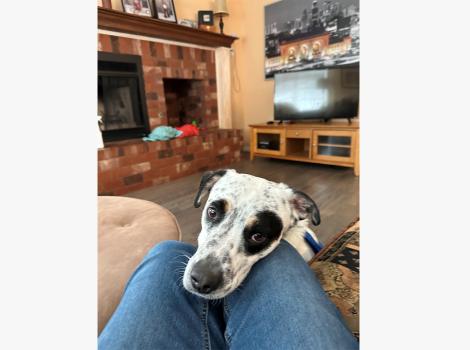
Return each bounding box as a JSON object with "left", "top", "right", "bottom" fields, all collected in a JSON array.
[
  {"left": 224, "top": 240, "right": 358, "bottom": 350},
  {"left": 98, "top": 240, "right": 227, "bottom": 350}
]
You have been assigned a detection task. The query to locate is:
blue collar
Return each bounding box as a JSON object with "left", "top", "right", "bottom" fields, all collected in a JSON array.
[{"left": 304, "top": 232, "right": 324, "bottom": 254}]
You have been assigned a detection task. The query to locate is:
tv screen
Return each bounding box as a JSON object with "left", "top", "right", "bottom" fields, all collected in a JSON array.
[{"left": 274, "top": 67, "right": 359, "bottom": 121}]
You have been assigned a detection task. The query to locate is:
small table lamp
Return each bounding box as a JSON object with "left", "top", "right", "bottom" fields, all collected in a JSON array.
[{"left": 214, "top": 0, "right": 229, "bottom": 34}]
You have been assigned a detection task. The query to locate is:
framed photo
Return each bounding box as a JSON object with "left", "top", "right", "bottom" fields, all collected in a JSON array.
[
  {"left": 153, "top": 0, "right": 177, "bottom": 23},
  {"left": 198, "top": 10, "right": 214, "bottom": 26},
  {"left": 121, "top": 0, "right": 152, "bottom": 17}
]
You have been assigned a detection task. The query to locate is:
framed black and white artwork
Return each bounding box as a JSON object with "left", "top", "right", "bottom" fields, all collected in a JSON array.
[{"left": 264, "top": 0, "right": 359, "bottom": 78}]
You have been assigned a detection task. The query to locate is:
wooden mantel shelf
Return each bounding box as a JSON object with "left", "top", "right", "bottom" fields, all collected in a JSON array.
[{"left": 98, "top": 7, "right": 238, "bottom": 48}]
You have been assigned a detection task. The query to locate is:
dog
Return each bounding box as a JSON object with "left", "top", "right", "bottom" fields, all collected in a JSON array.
[{"left": 182, "top": 169, "right": 321, "bottom": 300}]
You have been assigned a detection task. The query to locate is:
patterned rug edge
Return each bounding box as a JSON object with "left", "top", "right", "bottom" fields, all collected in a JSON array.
[{"left": 309, "top": 217, "right": 360, "bottom": 265}]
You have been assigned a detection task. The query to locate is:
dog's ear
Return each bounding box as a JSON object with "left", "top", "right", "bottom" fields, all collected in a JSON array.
[
  {"left": 194, "top": 169, "right": 228, "bottom": 208},
  {"left": 290, "top": 190, "right": 321, "bottom": 226}
]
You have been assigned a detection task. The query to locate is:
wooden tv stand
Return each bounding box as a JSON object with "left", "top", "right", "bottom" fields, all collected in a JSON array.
[{"left": 249, "top": 120, "right": 359, "bottom": 176}]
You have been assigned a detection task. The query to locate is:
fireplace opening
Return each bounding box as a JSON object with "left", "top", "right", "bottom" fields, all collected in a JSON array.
[
  {"left": 98, "top": 52, "right": 149, "bottom": 142},
  {"left": 163, "top": 78, "right": 204, "bottom": 127}
]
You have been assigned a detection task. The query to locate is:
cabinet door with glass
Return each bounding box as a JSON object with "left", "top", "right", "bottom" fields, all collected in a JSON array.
[
  {"left": 312, "top": 130, "right": 356, "bottom": 164},
  {"left": 253, "top": 128, "right": 285, "bottom": 156}
]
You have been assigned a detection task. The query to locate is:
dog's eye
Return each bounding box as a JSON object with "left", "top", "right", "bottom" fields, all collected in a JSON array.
[
  {"left": 207, "top": 207, "right": 217, "bottom": 219},
  {"left": 249, "top": 233, "right": 266, "bottom": 243}
]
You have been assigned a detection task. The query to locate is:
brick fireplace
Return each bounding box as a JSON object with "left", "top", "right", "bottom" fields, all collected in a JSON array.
[{"left": 97, "top": 33, "right": 243, "bottom": 195}]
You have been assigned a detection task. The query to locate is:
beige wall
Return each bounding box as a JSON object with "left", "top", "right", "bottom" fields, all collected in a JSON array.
[
  {"left": 229, "top": 0, "right": 278, "bottom": 150},
  {"left": 110, "top": 0, "right": 278, "bottom": 149},
  {"left": 172, "top": 0, "right": 278, "bottom": 150},
  {"left": 176, "top": 0, "right": 280, "bottom": 151}
]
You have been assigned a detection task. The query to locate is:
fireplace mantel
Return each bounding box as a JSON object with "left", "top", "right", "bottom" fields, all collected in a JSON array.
[{"left": 98, "top": 8, "right": 238, "bottom": 48}]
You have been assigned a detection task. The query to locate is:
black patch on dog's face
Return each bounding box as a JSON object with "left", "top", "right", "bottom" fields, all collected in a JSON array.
[
  {"left": 243, "top": 210, "right": 283, "bottom": 255},
  {"left": 205, "top": 199, "right": 228, "bottom": 226}
]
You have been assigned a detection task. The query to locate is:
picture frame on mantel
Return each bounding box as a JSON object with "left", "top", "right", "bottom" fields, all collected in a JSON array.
[
  {"left": 198, "top": 10, "right": 214, "bottom": 26},
  {"left": 121, "top": 0, "right": 153, "bottom": 17},
  {"left": 152, "top": 0, "right": 177, "bottom": 23},
  {"left": 198, "top": 10, "right": 214, "bottom": 32}
]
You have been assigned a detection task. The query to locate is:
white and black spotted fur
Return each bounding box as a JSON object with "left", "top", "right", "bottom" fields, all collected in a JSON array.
[{"left": 182, "top": 169, "right": 320, "bottom": 299}]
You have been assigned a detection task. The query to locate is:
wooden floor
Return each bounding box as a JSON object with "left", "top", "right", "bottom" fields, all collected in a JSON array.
[{"left": 125, "top": 153, "right": 359, "bottom": 246}]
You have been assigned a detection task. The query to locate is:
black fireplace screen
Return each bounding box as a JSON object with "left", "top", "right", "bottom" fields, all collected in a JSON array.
[{"left": 98, "top": 52, "right": 149, "bottom": 142}]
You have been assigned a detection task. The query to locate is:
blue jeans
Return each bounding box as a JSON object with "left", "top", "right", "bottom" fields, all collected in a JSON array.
[{"left": 99, "top": 240, "right": 358, "bottom": 350}]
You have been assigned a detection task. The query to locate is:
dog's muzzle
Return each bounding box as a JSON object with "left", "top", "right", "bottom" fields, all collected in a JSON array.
[{"left": 189, "top": 257, "right": 224, "bottom": 294}]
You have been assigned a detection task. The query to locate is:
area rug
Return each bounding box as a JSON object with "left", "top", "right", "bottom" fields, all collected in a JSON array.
[{"left": 310, "top": 219, "right": 360, "bottom": 340}]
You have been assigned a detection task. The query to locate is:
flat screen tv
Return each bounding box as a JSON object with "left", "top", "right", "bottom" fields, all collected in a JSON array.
[{"left": 274, "top": 67, "right": 359, "bottom": 121}]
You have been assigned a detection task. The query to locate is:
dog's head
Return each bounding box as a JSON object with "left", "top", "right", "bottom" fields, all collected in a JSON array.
[{"left": 182, "top": 169, "right": 320, "bottom": 299}]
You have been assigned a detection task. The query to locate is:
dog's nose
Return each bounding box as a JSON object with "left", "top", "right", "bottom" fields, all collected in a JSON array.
[{"left": 190, "top": 258, "right": 223, "bottom": 294}]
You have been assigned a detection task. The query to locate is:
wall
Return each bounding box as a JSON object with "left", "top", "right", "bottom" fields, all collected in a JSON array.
[
  {"left": 229, "top": 0, "right": 278, "bottom": 150},
  {"left": 109, "top": 0, "right": 278, "bottom": 149}
]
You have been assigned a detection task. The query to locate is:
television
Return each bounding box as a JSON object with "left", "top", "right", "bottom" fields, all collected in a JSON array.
[{"left": 274, "top": 67, "right": 359, "bottom": 122}]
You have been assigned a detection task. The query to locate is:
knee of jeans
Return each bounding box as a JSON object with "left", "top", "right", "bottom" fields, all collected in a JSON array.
[
  {"left": 124, "top": 241, "right": 196, "bottom": 297},
  {"left": 267, "top": 239, "right": 302, "bottom": 261},
  {"left": 145, "top": 240, "right": 196, "bottom": 263},
  {"left": 252, "top": 239, "right": 306, "bottom": 274},
  {"left": 133, "top": 241, "right": 196, "bottom": 281}
]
